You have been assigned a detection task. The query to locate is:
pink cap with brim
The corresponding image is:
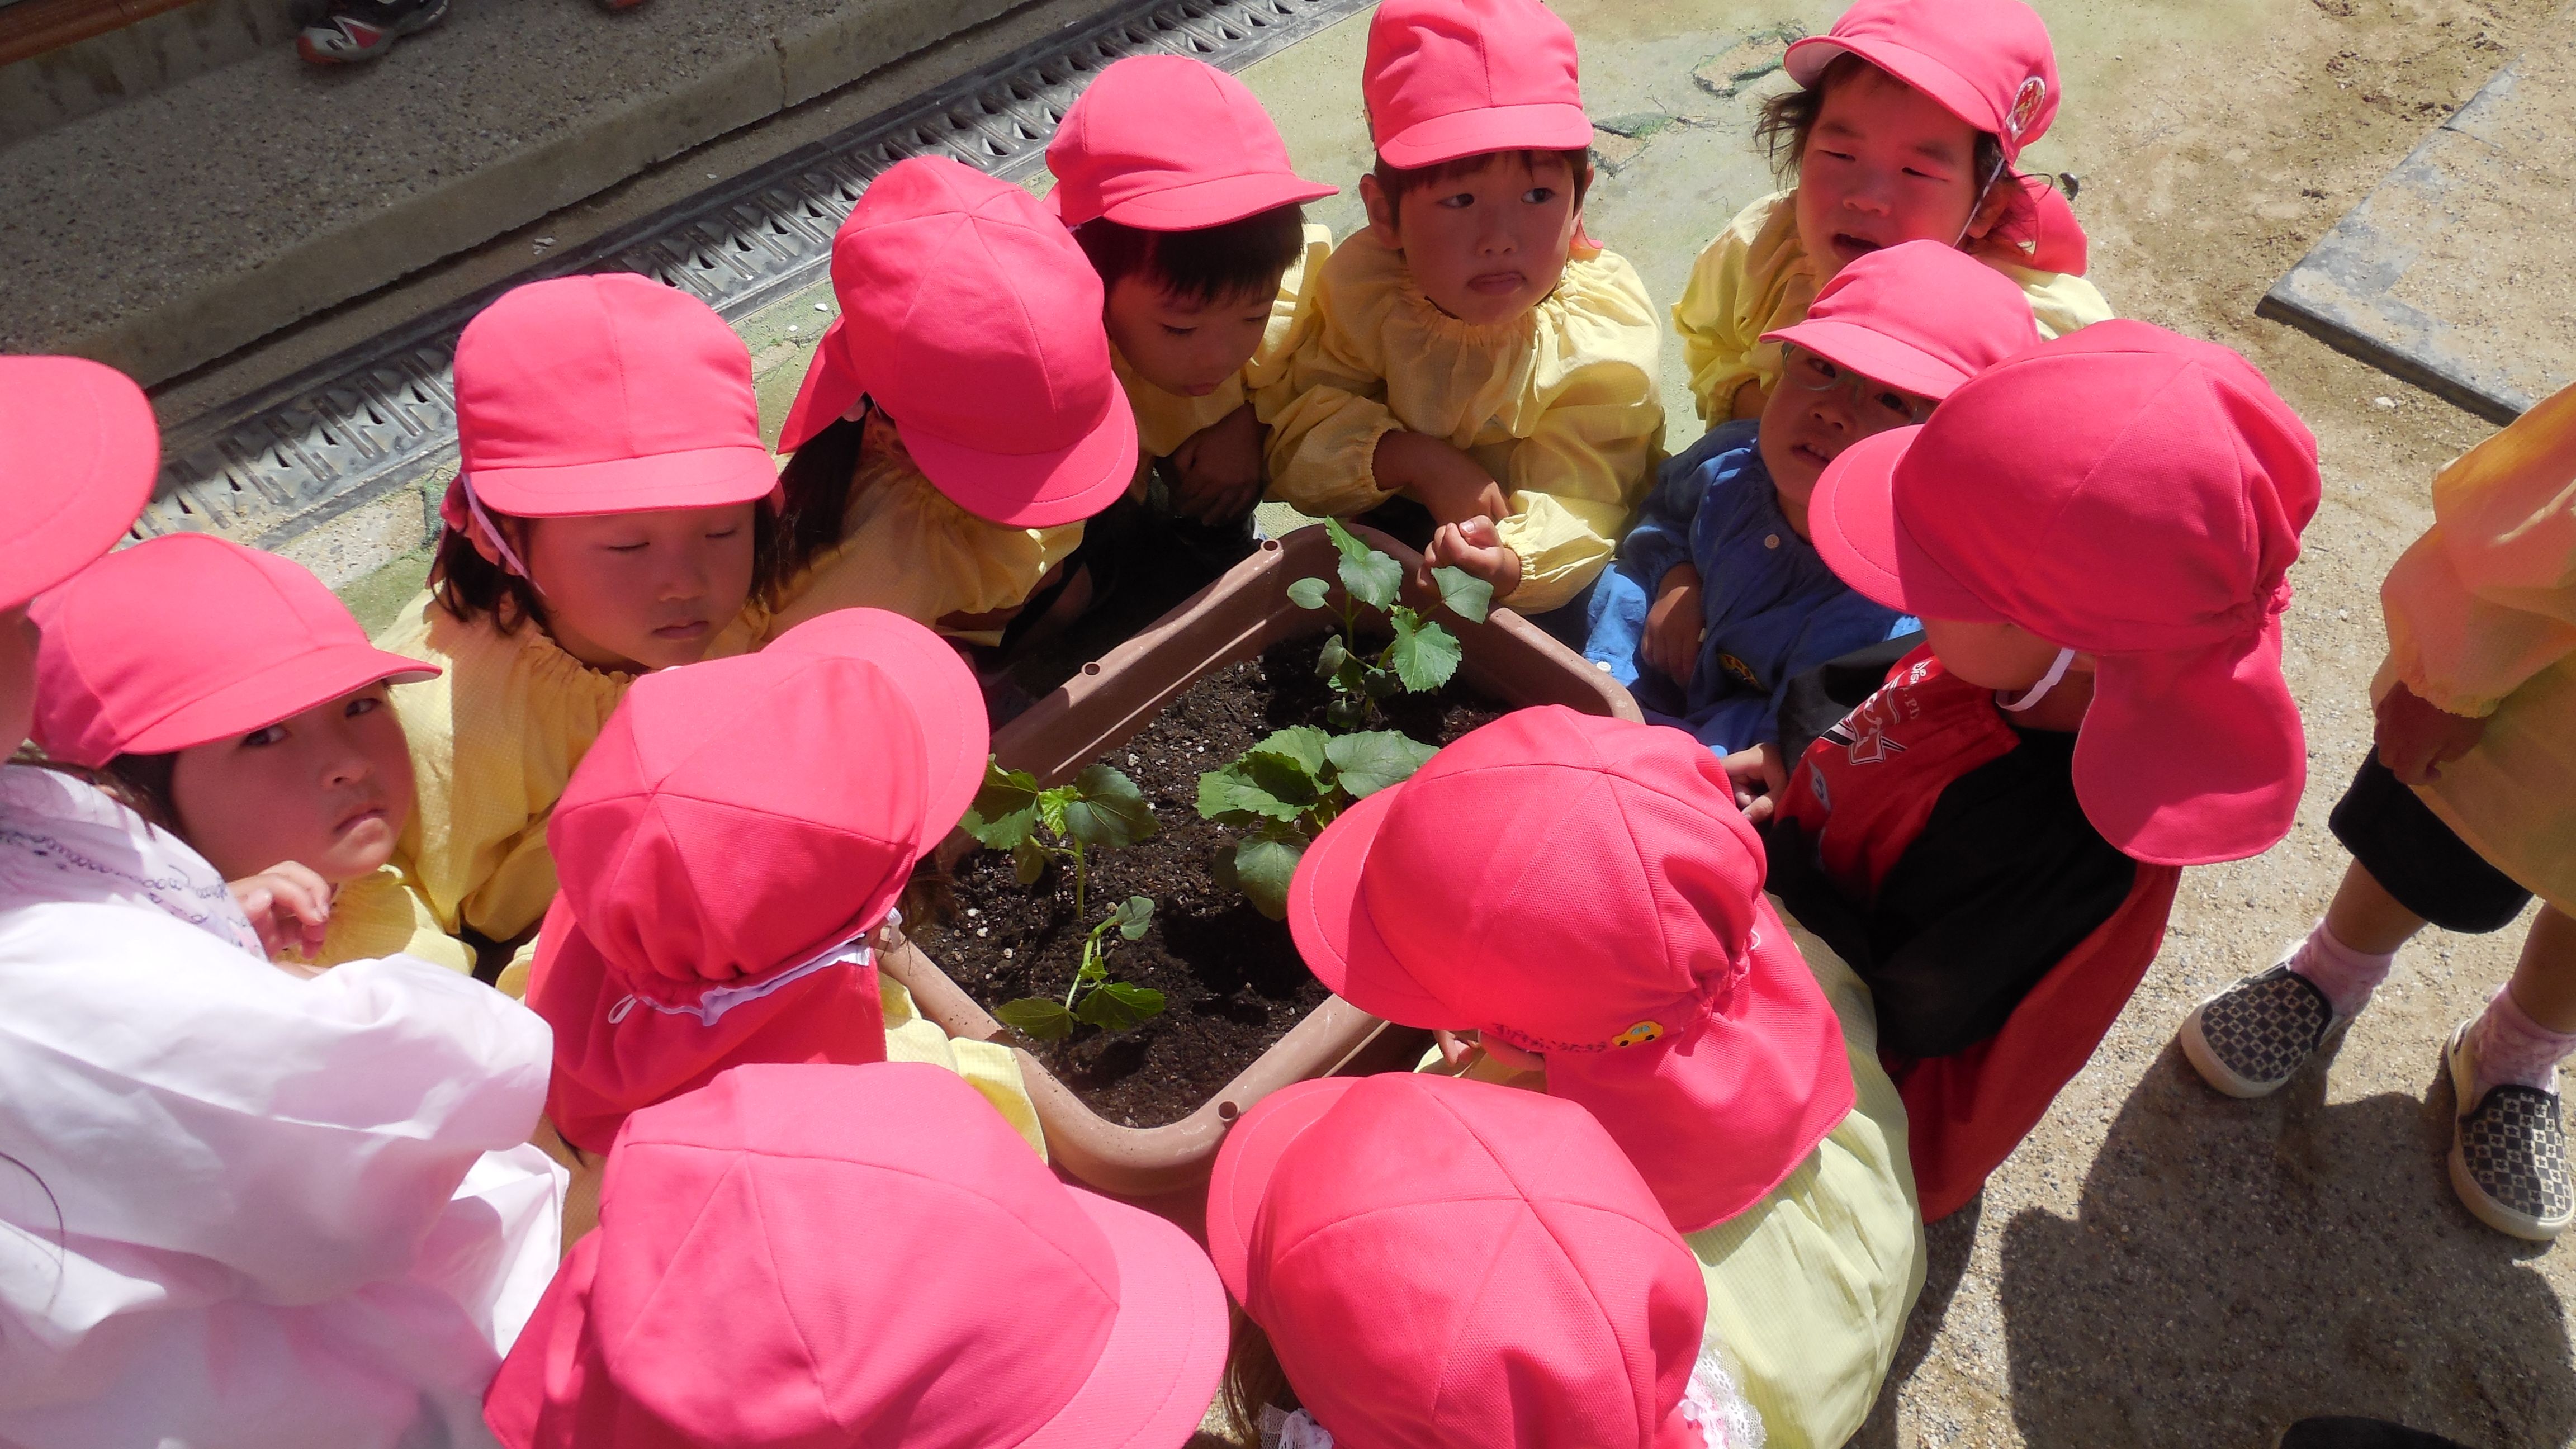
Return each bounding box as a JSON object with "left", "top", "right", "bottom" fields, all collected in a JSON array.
[
  {"left": 1286, "top": 707, "right": 1854, "bottom": 1234},
  {"left": 486, "top": 1063, "right": 1228, "bottom": 1449},
  {"left": 1363, "top": 0, "right": 1593, "bottom": 169},
  {"left": 447, "top": 274, "right": 780, "bottom": 523},
  {"left": 778, "top": 157, "right": 1137, "bottom": 529},
  {"left": 1049, "top": 56, "right": 1338, "bottom": 230},
  {"left": 1, "top": 356, "right": 157, "bottom": 613},
  {"left": 1786, "top": 0, "right": 2061, "bottom": 163},
  {"left": 1808, "top": 320, "right": 2321, "bottom": 866},
  {"left": 31, "top": 533, "right": 437, "bottom": 769},
  {"left": 1763, "top": 239, "right": 2039, "bottom": 402}
]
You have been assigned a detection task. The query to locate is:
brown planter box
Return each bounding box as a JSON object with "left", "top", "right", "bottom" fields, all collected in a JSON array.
[{"left": 887, "top": 523, "right": 1642, "bottom": 1201}]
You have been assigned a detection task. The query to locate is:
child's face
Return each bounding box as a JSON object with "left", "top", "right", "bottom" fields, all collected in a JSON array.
[
  {"left": 507, "top": 504, "right": 758, "bottom": 673},
  {"left": 1, "top": 605, "right": 35, "bottom": 756},
  {"left": 1793, "top": 66, "right": 1991, "bottom": 285},
  {"left": 1102, "top": 274, "right": 1280, "bottom": 400},
  {"left": 170, "top": 684, "right": 414, "bottom": 883},
  {"left": 1918, "top": 617, "right": 2067, "bottom": 690},
  {"left": 1362, "top": 151, "right": 1584, "bottom": 328},
  {"left": 1756, "top": 346, "right": 1935, "bottom": 538}
]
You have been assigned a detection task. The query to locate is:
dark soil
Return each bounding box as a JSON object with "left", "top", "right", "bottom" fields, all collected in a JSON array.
[{"left": 918, "top": 629, "right": 1505, "bottom": 1127}]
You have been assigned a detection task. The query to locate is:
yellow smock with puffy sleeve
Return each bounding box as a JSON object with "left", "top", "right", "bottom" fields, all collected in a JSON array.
[
  {"left": 1119, "top": 225, "right": 1332, "bottom": 460},
  {"left": 2374, "top": 380, "right": 2576, "bottom": 912},
  {"left": 765, "top": 420, "right": 1084, "bottom": 648},
  {"left": 1424, "top": 903, "right": 1924, "bottom": 1449},
  {"left": 1260, "top": 230, "right": 1666, "bottom": 614},
  {"left": 880, "top": 977, "right": 1046, "bottom": 1159},
  {"left": 311, "top": 866, "right": 473, "bottom": 974},
  {"left": 1673, "top": 188, "right": 2113, "bottom": 423}
]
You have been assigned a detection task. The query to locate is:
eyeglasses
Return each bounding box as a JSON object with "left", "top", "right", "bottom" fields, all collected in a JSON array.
[{"left": 1781, "top": 344, "right": 1937, "bottom": 428}]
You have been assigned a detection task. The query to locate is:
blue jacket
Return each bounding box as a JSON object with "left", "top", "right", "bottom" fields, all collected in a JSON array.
[{"left": 1583, "top": 420, "right": 1916, "bottom": 752}]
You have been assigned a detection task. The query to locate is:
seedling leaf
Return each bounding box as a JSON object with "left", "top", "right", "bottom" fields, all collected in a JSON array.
[
  {"left": 1035, "top": 789, "right": 1072, "bottom": 840},
  {"left": 1388, "top": 610, "right": 1463, "bottom": 692},
  {"left": 1325, "top": 730, "right": 1439, "bottom": 798},
  {"left": 1323, "top": 515, "right": 1374, "bottom": 565},
  {"left": 1325, "top": 697, "right": 1367, "bottom": 731},
  {"left": 1197, "top": 763, "right": 1306, "bottom": 824},
  {"left": 1233, "top": 824, "right": 1309, "bottom": 921},
  {"left": 1316, "top": 633, "right": 1350, "bottom": 680},
  {"left": 961, "top": 759, "right": 1043, "bottom": 849},
  {"left": 1012, "top": 839, "right": 1048, "bottom": 886},
  {"left": 1112, "top": 896, "right": 1155, "bottom": 940},
  {"left": 996, "top": 997, "right": 1075, "bottom": 1040},
  {"left": 1061, "top": 764, "right": 1157, "bottom": 848},
  {"left": 1075, "top": 980, "right": 1167, "bottom": 1031},
  {"left": 1432, "top": 565, "right": 1495, "bottom": 623},
  {"left": 1249, "top": 726, "right": 1330, "bottom": 778},
  {"left": 1338, "top": 545, "right": 1403, "bottom": 612},
  {"left": 1287, "top": 576, "right": 1331, "bottom": 610}
]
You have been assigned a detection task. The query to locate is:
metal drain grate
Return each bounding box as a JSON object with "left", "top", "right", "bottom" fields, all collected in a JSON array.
[{"left": 139, "top": 0, "right": 1374, "bottom": 550}]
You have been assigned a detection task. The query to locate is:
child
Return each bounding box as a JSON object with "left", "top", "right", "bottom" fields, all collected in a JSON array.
[
  {"left": 1050, "top": 54, "right": 1334, "bottom": 542},
  {"left": 29, "top": 533, "right": 468, "bottom": 972},
  {"left": 1588, "top": 240, "right": 2037, "bottom": 792},
  {"left": 1261, "top": 0, "right": 1665, "bottom": 638},
  {"left": 1773, "top": 321, "right": 2317, "bottom": 1201},
  {"left": 1672, "top": 0, "right": 2109, "bottom": 424},
  {"left": 383, "top": 273, "right": 780, "bottom": 991},
  {"left": 1208, "top": 1071, "right": 1764, "bottom": 1448},
  {"left": 526, "top": 607, "right": 1040, "bottom": 1158},
  {"left": 2, "top": 355, "right": 565, "bottom": 1449},
  {"left": 485, "top": 1062, "right": 1227, "bottom": 1449},
  {"left": 2179, "top": 381, "right": 2576, "bottom": 1240},
  {"left": 1285, "top": 705, "right": 1922, "bottom": 1449},
  {"left": 768, "top": 156, "right": 1138, "bottom": 648}
]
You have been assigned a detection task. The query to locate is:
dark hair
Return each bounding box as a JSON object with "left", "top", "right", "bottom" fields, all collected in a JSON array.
[
  {"left": 1370, "top": 147, "right": 1595, "bottom": 226},
  {"left": 1071, "top": 204, "right": 1309, "bottom": 308},
  {"left": 429, "top": 503, "right": 783, "bottom": 632},
  {"left": 1219, "top": 1302, "right": 1296, "bottom": 1447},
  {"left": 1755, "top": 52, "right": 2008, "bottom": 188},
  {"left": 8, "top": 746, "right": 182, "bottom": 835},
  {"left": 771, "top": 410, "right": 872, "bottom": 589}
]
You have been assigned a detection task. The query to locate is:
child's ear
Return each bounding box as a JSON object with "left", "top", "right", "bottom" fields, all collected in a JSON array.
[
  {"left": 466, "top": 517, "right": 518, "bottom": 575},
  {"left": 1360, "top": 172, "right": 1403, "bottom": 249},
  {"left": 1963, "top": 173, "right": 2019, "bottom": 244}
]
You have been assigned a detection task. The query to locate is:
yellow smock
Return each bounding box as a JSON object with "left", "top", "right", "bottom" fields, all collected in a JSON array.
[
  {"left": 881, "top": 977, "right": 1047, "bottom": 1160},
  {"left": 1427, "top": 903, "right": 1924, "bottom": 1449},
  {"left": 1119, "top": 225, "right": 1332, "bottom": 460},
  {"left": 1259, "top": 230, "right": 1666, "bottom": 614},
  {"left": 311, "top": 866, "right": 473, "bottom": 974},
  {"left": 764, "top": 420, "right": 1084, "bottom": 648},
  {"left": 1673, "top": 188, "right": 2113, "bottom": 422},
  {"left": 2374, "top": 380, "right": 2576, "bottom": 913}
]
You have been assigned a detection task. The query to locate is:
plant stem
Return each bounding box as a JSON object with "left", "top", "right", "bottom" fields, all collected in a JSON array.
[{"left": 1069, "top": 838, "right": 1088, "bottom": 923}]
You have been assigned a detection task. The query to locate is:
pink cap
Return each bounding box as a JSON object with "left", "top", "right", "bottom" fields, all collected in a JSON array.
[
  {"left": 1788, "top": 0, "right": 2059, "bottom": 162},
  {"left": 1809, "top": 320, "right": 2321, "bottom": 866},
  {"left": 778, "top": 158, "right": 1137, "bottom": 528},
  {"left": 1363, "top": 0, "right": 1593, "bottom": 170},
  {"left": 31, "top": 533, "right": 437, "bottom": 769},
  {"left": 1287, "top": 707, "right": 1854, "bottom": 1233},
  {"left": 1, "top": 357, "right": 157, "bottom": 613},
  {"left": 1049, "top": 56, "right": 1337, "bottom": 230},
  {"left": 1206, "top": 1073, "right": 1707, "bottom": 1449},
  {"left": 444, "top": 274, "right": 779, "bottom": 525},
  {"left": 487, "top": 1062, "right": 1229, "bottom": 1449},
  {"left": 528, "top": 608, "right": 987, "bottom": 1150},
  {"left": 1763, "top": 239, "right": 2039, "bottom": 401}
]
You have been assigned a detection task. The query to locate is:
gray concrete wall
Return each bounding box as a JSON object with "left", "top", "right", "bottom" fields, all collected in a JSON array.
[{"left": 0, "top": 0, "right": 301, "bottom": 141}]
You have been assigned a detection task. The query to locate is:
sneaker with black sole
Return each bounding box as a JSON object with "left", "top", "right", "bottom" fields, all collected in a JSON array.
[
  {"left": 2178, "top": 957, "right": 2346, "bottom": 1098},
  {"left": 2445, "top": 1020, "right": 2573, "bottom": 1241},
  {"left": 297, "top": 0, "right": 448, "bottom": 63}
]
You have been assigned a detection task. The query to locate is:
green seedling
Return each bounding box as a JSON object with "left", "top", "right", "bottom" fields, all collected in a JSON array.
[
  {"left": 1287, "top": 517, "right": 1494, "bottom": 729},
  {"left": 959, "top": 759, "right": 1167, "bottom": 1040},
  {"left": 1197, "top": 724, "right": 1437, "bottom": 920}
]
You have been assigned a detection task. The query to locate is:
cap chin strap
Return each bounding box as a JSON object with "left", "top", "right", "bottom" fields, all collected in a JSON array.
[
  {"left": 459, "top": 474, "right": 542, "bottom": 596},
  {"left": 1997, "top": 646, "right": 2079, "bottom": 713},
  {"left": 1953, "top": 149, "right": 2014, "bottom": 250},
  {"left": 605, "top": 917, "right": 886, "bottom": 1027},
  {"left": 1254, "top": 1344, "right": 1765, "bottom": 1448}
]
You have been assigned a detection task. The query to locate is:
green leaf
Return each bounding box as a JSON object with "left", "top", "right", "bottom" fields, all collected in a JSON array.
[
  {"left": 1315, "top": 633, "right": 1351, "bottom": 681},
  {"left": 1388, "top": 610, "right": 1463, "bottom": 693},
  {"left": 1325, "top": 731, "right": 1438, "bottom": 798},
  {"left": 1111, "top": 895, "right": 1155, "bottom": 940},
  {"left": 1034, "top": 788, "right": 1073, "bottom": 842},
  {"left": 995, "top": 997, "right": 1075, "bottom": 1040},
  {"left": 1323, "top": 515, "right": 1375, "bottom": 566},
  {"left": 1074, "top": 980, "right": 1167, "bottom": 1033},
  {"left": 1011, "top": 839, "right": 1048, "bottom": 886},
  {"left": 960, "top": 758, "right": 1043, "bottom": 849},
  {"left": 1248, "top": 726, "right": 1330, "bottom": 778},
  {"left": 1325, "top": 697, "right": 1367, "bottom": 731},
  {"left": 1232, "top": 824, "right": 1309, "bottom": 921},
  {"left": 1361, "top": 665, "right": 1402, "bottom": 700},
  {"left": 1060, "top": 764, "right": 1158, "bottom": 849},
  {"left": 1197, "top": 762, "right": 1306, "bottom": 824},
  {"left": 1287, "top": 576, "right": 1332, "bottom": 610},
  {"left": 1431, "top": 565, "right": 1495, "bottom": 624},
  {"left": 1338, "top": 543, "right": 1403, "bottom": 613}
]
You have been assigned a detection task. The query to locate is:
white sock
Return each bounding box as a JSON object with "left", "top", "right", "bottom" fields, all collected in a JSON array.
[
  {"left": 2469, "top": 986, "right": 2576, "bottom": 1096},
  {"left": 2284, "top": 920, "right": 2397, "bottom": 1019}
]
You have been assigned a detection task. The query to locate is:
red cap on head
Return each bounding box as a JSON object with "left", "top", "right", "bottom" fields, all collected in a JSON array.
[
  {"left": 486, "top": 1062, "right": 1229, "bottom": 1449},
  {"left": 446, "top": 274, "right": 779, "bottom": 525},
  {"left": 1206, "top": 1073, "right": 1708, "bottom": 1449},
  {"left": 1808, "top": 320, "right": 2322, "bottom": 866},
  {"left": 1363, "top": 0, "right": 1593, "bottom": 169},
  {"left": 1764, "top": 239, "right": 2039, "bottom": 401},
  {"left": 0, "top": 356, "right": 157, "bottom": 613},
  {"left": 778, "top": 158, "right": 1137, "bottom": 528},
  {"left": 1287, "top": 707, "right": 1854, "bottom": 1232},
  {"left": 1787, "top": 0, "right": 2061, "bottom": 163},
  {"left": 1049, "top": 56, "right": 1337, "bottom": 230},
  {"left": 31, "top": 534, "right": 436, "bottom": 768}
]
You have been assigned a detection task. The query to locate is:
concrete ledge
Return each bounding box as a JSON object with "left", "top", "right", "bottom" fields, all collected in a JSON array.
[
  {"left": 0, "top": 0, "right": 1041, "bottom": 386},
  {"left": 0, "top": 0, "right": 299, "bottom": 139}
]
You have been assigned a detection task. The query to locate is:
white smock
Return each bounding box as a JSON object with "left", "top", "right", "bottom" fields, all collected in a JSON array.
[{"left": 0, "top": 764, "right": 566, "bottom": 1449}]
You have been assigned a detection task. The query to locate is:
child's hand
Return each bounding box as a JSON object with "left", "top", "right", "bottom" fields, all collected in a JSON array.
[
  {"left": 1168, "top": 403, "right": 1265, "bottom": 525},
  {"left": 1422, "top": 518, "right": 1523, "bottom": 602},
  {"left": 229, "top": 862, "right": 334, "bottom": 966},
  {"left": 1643, "top": 564, "right": 1704, "bottom": 684},
  {"left": 2374, "top": 681, "right": 2488, "bottom": 785},
  {"left": 1375, "top": 431, "right": 1508, "bottom": 525},
  {"left": 1720, "top": 742, "right": 1788, "bottom": 825}
]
